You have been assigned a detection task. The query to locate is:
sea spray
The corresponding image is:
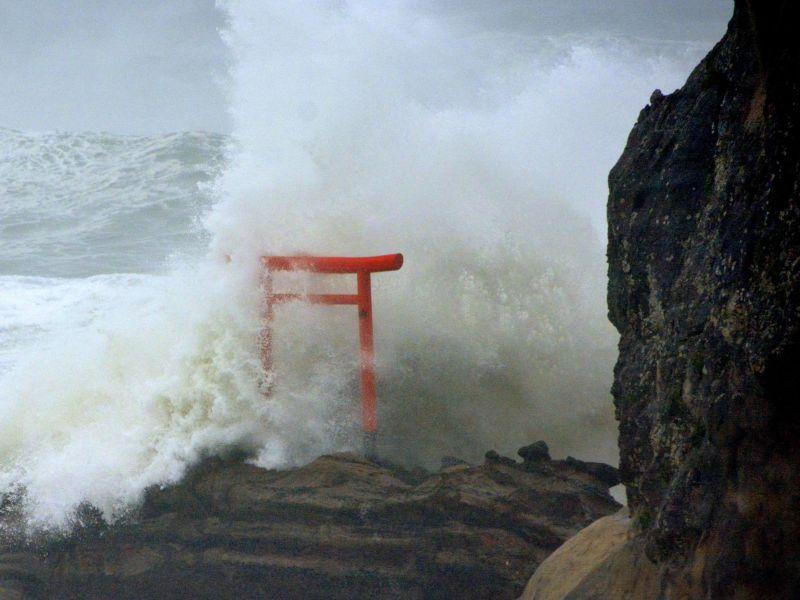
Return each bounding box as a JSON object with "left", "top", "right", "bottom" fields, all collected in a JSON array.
[
  {"left": 0, "top": 265, "right": 261, "bottom": 525},
  {"left": 1, "top": 1, "right": 706, "bottom": 526},
  {"left": 209, "top": 1, "right": 697, "bottom": 465}
]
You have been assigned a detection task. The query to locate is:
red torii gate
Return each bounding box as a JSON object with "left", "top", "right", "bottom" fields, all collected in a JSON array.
[{"left": 260, "top": 253, "right": 403, "bottom": 458}]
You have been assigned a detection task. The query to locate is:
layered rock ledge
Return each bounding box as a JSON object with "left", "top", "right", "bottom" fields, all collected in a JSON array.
[{"left": 1, "top": 445, "right": 619, "bottom": 599}]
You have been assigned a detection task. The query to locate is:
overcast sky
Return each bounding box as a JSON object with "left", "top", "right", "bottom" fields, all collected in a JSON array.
[
  {"left": 0, "top": 0, "right": 732, "bottom": 135},
  {"left": 0, "top": 0, "right": 230, "bottom": 134}
]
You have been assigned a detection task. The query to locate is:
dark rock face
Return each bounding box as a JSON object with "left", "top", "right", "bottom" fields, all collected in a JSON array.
[
  {"left": 607, "top": 1, "right": 800, "bottom": 597},
  {"left": 0, "top": 448, "right": 619, "bottom": 599}
]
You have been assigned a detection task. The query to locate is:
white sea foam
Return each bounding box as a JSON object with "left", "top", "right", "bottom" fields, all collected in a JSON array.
[{"left": 1, "top": 1, "right": 710, "bottom": 526}]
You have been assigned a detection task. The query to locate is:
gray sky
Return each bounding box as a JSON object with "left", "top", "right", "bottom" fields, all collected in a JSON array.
[
  {"left": 0, "top": 1, "right": 732, "bottom": 135},
  {"left": 0, "top": 0, "right": 230, "bottom": 134}
]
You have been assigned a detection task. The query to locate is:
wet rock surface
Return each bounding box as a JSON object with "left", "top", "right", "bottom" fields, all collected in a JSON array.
[
  {"left": 607, "top": 1, "right": 800, "bottom": 597},
  {"left": 0, "top": 446, "right": 619, "bottom": 599}
]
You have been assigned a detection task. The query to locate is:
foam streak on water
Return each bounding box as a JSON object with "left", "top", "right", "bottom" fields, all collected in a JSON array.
[{"left": 1, "top": 2, "right": 708, "bottom": 526}]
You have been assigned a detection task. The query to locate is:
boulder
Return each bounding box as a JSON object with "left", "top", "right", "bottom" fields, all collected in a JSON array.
[
  {"left": 518, "top": 441, "right": 550, "bottom": 464},
  {"left": 519, "top": 509, "right": 631, "bottom": 600}
]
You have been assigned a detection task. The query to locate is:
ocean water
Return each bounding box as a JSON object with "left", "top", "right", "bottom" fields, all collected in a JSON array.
[
  {"left": 0, "top": 2, "right": 713, "bottom": 527},
  {"left": 0, "top": 128, "right": 226, "bottom": 370}
]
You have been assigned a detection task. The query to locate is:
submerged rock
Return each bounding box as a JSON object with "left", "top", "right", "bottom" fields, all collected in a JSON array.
[{"left": 0, "top": 446, "right": 619, "bottom": 599}]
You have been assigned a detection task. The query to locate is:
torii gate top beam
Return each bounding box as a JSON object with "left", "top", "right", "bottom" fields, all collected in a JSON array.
[{"left": 261, "top": 253, "right": 403, "bottom": 274}]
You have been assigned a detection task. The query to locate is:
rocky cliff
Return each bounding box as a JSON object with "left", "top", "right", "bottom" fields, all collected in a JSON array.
[
  {"left": 606, "top": 0, "right": 800, "bottom": 597},
  {"left": 0, "top": 445, "right": 619, "bottom": 599}
]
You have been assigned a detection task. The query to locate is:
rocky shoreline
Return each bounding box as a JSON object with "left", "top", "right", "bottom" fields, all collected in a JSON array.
[{"left": 1, "top": 444, "right": 619, "bottom": 599}]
